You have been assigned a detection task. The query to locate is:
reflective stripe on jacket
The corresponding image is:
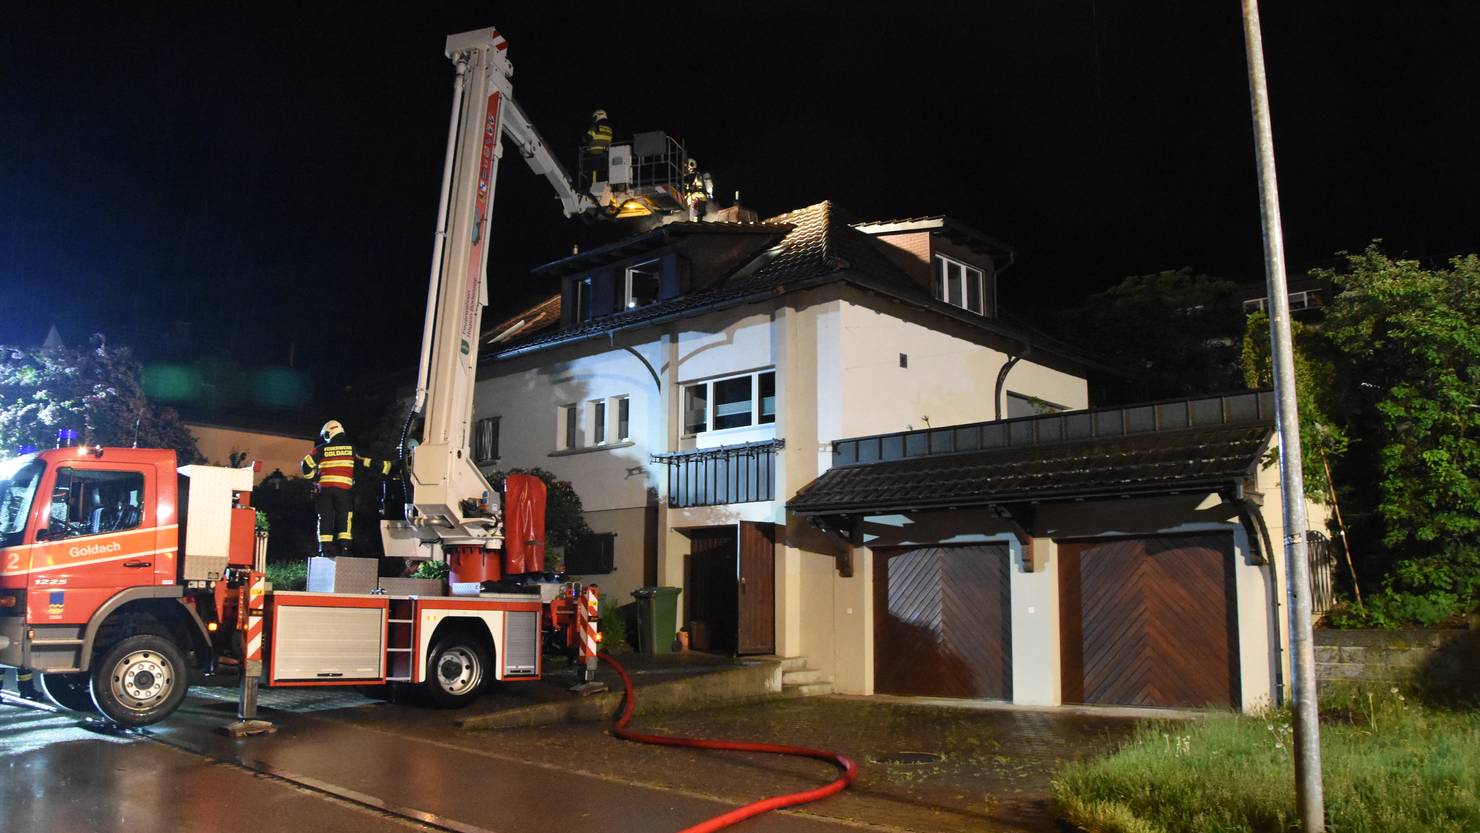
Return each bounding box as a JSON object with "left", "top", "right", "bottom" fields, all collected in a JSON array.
[
  {"left": 584, "top": 122, "right": 612, "bottom": 154},
  {"left": 300, "top": 439, "right": 393, "bottom": 490}
]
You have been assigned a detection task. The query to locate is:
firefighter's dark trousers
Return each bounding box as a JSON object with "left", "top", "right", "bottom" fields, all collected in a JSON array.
[{"left": 315, "top": 487, "right": 354, "bottom": 557}]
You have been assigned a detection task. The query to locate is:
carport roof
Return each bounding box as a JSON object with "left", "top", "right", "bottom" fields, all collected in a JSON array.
[{"left": 788, "top": 391, "right": 1276, "bottom": 516}]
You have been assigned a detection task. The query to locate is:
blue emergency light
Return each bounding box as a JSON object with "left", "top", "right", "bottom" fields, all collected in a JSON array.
[{"left": 56, "top": 428, "right": 79, "bottom": 448}]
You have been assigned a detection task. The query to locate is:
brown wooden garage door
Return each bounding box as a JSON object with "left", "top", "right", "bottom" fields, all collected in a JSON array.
[
  {"left": 1059, "top": 534, "right": 1239, "bottom": 709},
  {"left": 873, "top": 545, "right": 1012, "bottom": 699}
]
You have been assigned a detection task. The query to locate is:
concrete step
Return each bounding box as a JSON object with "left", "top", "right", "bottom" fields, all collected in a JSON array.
[
  {"left": 781, "top": 681, "right": 834, "bottom": 698},
  {"left": 776, "top": 656, "right": 809, "bottom": 672},
  {"left": 782, "top": 669, "right": 832, "bottom": 686}
]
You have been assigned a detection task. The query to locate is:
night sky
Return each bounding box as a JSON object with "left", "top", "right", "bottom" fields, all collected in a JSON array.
[{"left": 3, "top": 3, "right": 1477, "bottom": 423}]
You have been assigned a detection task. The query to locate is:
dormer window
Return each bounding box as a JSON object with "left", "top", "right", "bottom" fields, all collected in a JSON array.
[
  {"left": 625, "top": 259, "right": 661, "bottom": 309},
  {"left": 934, "top": 254, "right": 989, "bottom": 317}
]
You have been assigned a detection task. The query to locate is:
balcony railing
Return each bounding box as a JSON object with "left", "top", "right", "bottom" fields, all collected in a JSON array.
[{"left": 653, "top": 439, "right": 783, "bottom": 509}]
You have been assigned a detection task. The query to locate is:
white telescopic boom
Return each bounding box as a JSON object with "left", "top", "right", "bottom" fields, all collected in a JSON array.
[{"left": 406, "top": 28, "right": 594, "bottom": 547}]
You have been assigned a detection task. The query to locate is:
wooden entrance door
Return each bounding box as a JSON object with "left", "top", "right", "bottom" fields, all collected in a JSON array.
[
  {"left": 686, "top": 528, "right": 737, "bottom": 653},
  {"left": 873, "top": 545, "right": 1012, "bottom": 699},
  {"left": 1059, "top": 533, "right": 1240, "bottom": 708},
  {"left": 737, "top": 521, "right": 776, "bottom": 655}
]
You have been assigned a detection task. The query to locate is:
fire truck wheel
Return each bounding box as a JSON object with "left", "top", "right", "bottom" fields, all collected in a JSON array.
[
  {"left": 424, "top": 636, "right": 489, "bottom": 709},
  {"left": 90, "top": 634, "right": 188, "bottom": 727},
  {"left": 38, "top": 672, "right": 97, "bottom": 713}
]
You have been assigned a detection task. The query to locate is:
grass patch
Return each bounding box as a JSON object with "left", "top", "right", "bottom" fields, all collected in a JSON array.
[{"left": 1054, "top": 686, "right": 1480, "bottom": 833}]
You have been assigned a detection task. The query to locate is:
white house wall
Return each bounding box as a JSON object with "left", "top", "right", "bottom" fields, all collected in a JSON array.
[
  {"left": 835, "top": 297, "right": 1088, "bottom": 439},
  {"left": 476, "top": 338, "right": 664, "bottom": 599},
  {"left": 478, "top": 286, "right": 1098, "bottom": 696}
]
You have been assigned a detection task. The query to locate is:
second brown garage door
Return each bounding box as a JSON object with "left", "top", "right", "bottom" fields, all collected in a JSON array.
[
  {"left": 873, "top": 545, "right": 1012, "bottom": 700},
  {"left": 1059, "top": 533, "right": 1240, "bottom": 709}
]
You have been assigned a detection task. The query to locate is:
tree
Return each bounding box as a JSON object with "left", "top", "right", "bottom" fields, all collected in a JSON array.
[
  {"left": 1059, "top": 268, "right": 1246, "bottom": 403},
  {"left": 489, "top": 466, "right": 594, "bottom": 569},
  {"left": 1241, "top": 311, "right": 1348, "bottom": 500},
  {"left": 1317, "top": 246, "right": 1480, "bottom": 625},
  {"left": 0, "top": 334, "right": 200, "bottom": 462}
]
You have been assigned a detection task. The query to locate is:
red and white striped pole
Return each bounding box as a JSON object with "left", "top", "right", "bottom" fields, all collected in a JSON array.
[
  {"left": 222, "top": 570, "right": 275, "bottom": 736},
  {"left": 575, "top": 584, "right": 601, "bottom": 683}
]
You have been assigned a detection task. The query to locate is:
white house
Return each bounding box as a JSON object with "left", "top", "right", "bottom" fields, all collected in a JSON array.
[{"left": 473, "top": 200, "right": 1320, "bottom": 712}]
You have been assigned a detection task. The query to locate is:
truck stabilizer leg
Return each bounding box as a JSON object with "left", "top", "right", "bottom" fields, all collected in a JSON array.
[
  {"left": 219, "top": 572, "right": 276, "bottom": 737},
  {"left": 219, "top": 660, "right": 276, "bottom": 737}
]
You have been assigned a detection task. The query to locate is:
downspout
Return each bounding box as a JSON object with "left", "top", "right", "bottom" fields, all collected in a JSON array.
[
  {"left": 990, "top": 249, "right": 1025, "bottom": 422},
  {"left": 993, "top": 336, "right": 1030, "bottom": 421}
]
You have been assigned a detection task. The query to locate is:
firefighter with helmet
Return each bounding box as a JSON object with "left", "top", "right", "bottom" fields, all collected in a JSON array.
[
  {"left": 583, "top": 109, "right": 613, "bottom": 188},
  {"left": 300, "top": 420, "right": 394, "bottom": 557},
  {"left": 683, "top": 158, "right": 709, "bottom": 221}
]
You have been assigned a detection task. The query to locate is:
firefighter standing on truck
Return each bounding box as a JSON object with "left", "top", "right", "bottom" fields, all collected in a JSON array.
[{"left": 300, "top": 420, "right": 393, "bottom": 557}]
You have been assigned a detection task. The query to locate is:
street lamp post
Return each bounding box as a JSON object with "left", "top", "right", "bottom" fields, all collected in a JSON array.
[{"left": 1239, "top": 2, "right": 1326, "bottom": 830}]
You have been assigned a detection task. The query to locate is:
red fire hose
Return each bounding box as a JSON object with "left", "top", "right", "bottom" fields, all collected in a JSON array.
[{"left": 598, "top": 653, "right": 858, "bottom": 833}]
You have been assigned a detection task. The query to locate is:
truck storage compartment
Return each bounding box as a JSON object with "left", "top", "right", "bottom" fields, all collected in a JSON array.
[{"left": 269, "top": 593, "right": 387, "bottom": 684}]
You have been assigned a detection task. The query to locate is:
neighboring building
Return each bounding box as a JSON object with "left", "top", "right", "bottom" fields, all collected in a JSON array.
[
  {"left": 186, "top": 420, "right": 312, "bottom": 483},
  {"left": 474, "top": 200, "right": 1089, "bottom": 673},
  {"left": 1240, "top": 274, "right": 1332, "bottom": 321}
]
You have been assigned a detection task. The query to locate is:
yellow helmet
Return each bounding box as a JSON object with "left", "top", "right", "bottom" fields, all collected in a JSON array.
[{"left": 320, "top": 420, "right": 345, "bottom": 442}]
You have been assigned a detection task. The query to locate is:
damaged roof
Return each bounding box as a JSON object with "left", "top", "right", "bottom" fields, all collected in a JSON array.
[
  {"left": 485, "top": 201, "right": 1087, "bottom": 372},
  {"left": 788, "top": 391, "right": 1276, "bottom": 515},
  {"left": 489, "top": 200, "right": 914, "bottom": 357}
]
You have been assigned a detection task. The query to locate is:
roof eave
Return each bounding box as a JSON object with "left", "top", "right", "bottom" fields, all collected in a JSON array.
[{"left": 788, "top": 476, "right": 1245, "bottom": 516}]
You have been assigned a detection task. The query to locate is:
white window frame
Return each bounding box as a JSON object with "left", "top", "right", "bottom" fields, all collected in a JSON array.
[
  {"left": 1005, "top": 391, "right": 1067, "bottom": 418},
  {"left": 624, "top": 259, "right": 661, "bottom": 310},
  {"left": 590, "top": 399, "right": 607, "bottom": 445},
  {"left": 615, "top": 395, "right": 631, "bottom": 442},
  {"left": 934, "top": 253, "right": 989, "bottom": 316},
  {"left": 682, "top": 369, "right": 777, "bottom": 436},
  {"left": 574, "top": 276, "right": 592, "bottom": 321},
  {"left": 473, "top": 416, "right": 500, "bottom": 464}
]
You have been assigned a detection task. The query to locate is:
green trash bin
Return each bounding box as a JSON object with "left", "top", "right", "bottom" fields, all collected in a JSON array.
[{"left": 631, "top": 586, "right": 682, "bottom": 653}]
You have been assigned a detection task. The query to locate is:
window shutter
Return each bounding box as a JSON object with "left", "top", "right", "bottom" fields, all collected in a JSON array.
[
  {"left": 590, "top": 268, "right": 617, "bottom": 317},
  {"left": 659, "top": 254, "right": 686, "bottom": 300}
]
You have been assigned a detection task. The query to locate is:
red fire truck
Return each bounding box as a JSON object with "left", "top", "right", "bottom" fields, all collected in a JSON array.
[{"left": 0, "top": 26, "right": 621, "bottom": 727}]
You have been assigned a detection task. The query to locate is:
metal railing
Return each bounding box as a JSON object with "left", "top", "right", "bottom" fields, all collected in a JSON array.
[
  {"left": 654, "top": 439, "right": 783, "bottom": 508},
  {"left": 578, "top": 131, "right": 688, "bottom": 192}
]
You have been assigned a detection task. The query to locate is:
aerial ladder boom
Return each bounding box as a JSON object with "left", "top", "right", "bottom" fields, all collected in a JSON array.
[{"left": 400, "top": 27, "right": 591, "bottom": 551}]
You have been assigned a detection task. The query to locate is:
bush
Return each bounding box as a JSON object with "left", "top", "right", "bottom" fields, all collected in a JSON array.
[
  {"left": 411, "top": 560, "right": 449, "bottom": 581},
  {"left": 265, "top": 559, "right": 307, "bottom": 591},
  {"left": 598, "top": 597, "right": 629, "bottom": 653}
]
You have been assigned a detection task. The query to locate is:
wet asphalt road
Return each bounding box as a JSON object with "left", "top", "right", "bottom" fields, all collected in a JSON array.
[
  {"left": 0, "top": 692, "right": 865, "bottom": 833},
  {"left": 2, "top": 682, "right": 1145, "bottom": 832}
]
